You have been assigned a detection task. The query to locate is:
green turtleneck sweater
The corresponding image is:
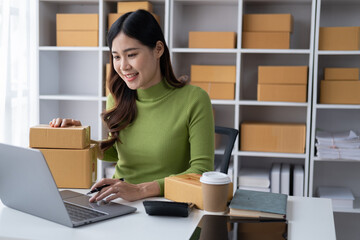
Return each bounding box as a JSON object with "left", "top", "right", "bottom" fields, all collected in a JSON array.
[{"left": 102, "top": 80, "right": 214, "bottom": 195}]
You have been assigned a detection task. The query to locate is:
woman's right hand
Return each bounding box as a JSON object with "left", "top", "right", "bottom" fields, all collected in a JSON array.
[{"left": 49, "top": 118, "right": 82, "bottom": 128}]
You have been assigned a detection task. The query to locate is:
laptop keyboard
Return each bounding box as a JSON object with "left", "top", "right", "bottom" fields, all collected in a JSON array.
[{"left": 65, "top": 202, "right": 107, "bottom": 222}]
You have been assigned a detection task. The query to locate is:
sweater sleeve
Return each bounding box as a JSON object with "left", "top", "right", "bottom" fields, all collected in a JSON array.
[{"left": 154, "top": 87, "right": 215, "bottom": 195}]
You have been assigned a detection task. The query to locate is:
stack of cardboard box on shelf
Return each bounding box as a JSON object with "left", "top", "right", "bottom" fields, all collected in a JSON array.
[
  {"left": 108, "top": 1, "right": 160, "bottom": 31},
  {"left": 56, "top": 14, "right": 99, "bottom": 47},
  {"left": 188, "top": 32, "right": 237, "bottom": 100},
  {"left": 257, "top": 66, "right": 308, "bottom": 102},
  {"left": 242, "top": 14, "right": 293, "bottom": 49},
  {"left": 29, "top": 125, "right": 97, "bottom": 188},
  {"left": 320, "top": 67, "right": 360, "bottom": 104}
]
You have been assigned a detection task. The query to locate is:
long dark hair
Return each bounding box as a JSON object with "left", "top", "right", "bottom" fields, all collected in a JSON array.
[{"left": 100, "top": 10, "right": 185, "bottom": 152}]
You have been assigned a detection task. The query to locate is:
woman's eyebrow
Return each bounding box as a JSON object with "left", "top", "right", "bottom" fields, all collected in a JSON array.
[{"left": 112, "top": 48, "right": 139, "bottom": 54}]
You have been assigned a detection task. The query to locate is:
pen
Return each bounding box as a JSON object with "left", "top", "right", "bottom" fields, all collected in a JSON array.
[{"left": 86, "top": 178, "right": 124, "bottom": 195}]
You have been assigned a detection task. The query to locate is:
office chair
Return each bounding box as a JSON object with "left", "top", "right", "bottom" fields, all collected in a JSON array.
[{"left": 214, "top": 126, "right": 239, "bottom": 174}]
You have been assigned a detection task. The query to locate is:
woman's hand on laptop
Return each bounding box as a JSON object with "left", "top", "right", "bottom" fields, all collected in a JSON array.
[
  {"left": 49, "top": 118, "right": 82, "bottom": 127},
  {"left": 89, "top": 178, "right": 160, "bottom": 202}
]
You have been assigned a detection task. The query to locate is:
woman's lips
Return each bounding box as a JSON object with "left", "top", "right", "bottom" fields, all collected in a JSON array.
[{"left": 122, "top": 72, "right": 139, "bottom": 82}]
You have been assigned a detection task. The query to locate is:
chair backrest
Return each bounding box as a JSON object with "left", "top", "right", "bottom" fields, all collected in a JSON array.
[{"left": 214, "top": 126, "right": 239, "bottom": 174}]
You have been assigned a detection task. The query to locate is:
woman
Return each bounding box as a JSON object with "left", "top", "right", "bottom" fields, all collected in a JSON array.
[{"left": 50, "top": 10, "right": 214, "bottom": 202}]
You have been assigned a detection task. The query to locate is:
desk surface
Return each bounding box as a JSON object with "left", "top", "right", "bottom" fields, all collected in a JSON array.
[{"left": 0, "top": 189, "right": 336, "bottom": 240}]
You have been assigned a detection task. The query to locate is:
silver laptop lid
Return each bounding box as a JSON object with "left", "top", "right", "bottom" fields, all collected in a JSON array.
[{"left": 0, "top": 143, "right": 73, "bottom": 227}]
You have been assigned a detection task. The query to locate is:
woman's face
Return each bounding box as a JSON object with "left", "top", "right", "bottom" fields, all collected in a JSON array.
[{"left": 111, "top": 32, "right": 164, "bottom": 90}]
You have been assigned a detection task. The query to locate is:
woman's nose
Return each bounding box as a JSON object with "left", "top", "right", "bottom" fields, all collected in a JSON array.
[{"left": 120, "top": 59, "right": 131, "bottom": 71}]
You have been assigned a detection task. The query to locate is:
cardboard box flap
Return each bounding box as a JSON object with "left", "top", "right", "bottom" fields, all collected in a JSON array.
[
  {"left": 30, "top": 124, "right": 91, "bottom": 149},
  {"left": 56, "top": 14, "right": 99, "bottom": 31},
  {"left": 243, "top": 14, "right": 293, "bottom": 32}
]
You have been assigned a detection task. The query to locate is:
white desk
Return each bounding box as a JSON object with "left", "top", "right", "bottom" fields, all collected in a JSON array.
[{"left": 0, "top": 190, "right": 336, "bottom": 240}]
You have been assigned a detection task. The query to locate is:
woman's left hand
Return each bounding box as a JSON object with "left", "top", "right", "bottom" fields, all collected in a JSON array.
[{"left": 89, "top": 178, "right": 160, "bottom": 202}]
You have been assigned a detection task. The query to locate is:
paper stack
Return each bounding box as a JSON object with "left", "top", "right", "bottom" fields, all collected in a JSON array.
[
  {"left": 316, "top": 130, "right": 360, "bottom": 160},
  {"left": 238, "top": 167, "right": 270, "bottom": 192},
  {"left": 317, "top": 186, "right": 355, "bottom": 209}
]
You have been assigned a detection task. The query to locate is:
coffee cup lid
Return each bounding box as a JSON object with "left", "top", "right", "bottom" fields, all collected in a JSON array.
[{"left": 200, "top": 171, "right": 231, "bottom": 185}]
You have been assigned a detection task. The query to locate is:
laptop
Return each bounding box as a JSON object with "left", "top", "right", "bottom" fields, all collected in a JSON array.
[{"left": 0, "top": 143, "right": 136, "bottom": 227}]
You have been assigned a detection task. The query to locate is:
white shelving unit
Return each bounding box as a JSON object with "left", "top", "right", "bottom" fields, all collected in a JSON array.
[
  {"left": 309, "top": 0, "right": 360, "bottom": 238},
  {"left": 169, "top": 0, "right": 316, "bottom": 195},
  {"left": 37, "top": 0, "right": 316, "bottom": 197}
]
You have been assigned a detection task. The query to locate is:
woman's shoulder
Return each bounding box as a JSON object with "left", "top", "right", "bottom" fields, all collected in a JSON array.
[{"left": 178, "top": 83, "right": 210, "bottom": 100}]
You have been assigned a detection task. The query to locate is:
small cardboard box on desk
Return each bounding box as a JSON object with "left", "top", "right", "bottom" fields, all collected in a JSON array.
[
  {"left": 29, "top": 125, "right": 96, "bottom": 188},
  {"left": 164, "top": 173, "right": 233, "bottom": 210}
]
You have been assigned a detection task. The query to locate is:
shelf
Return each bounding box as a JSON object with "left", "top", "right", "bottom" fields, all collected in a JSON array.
[
  {"left": 315, "top": 104, "right": 360, "bottom": 109},
  {"left": 313, "top": 157, "right": 360, "bottom": 163},
  {"left": 211, "top": 100, "right": 236, "bottom": 105},
  {"left": 239, "top": 100, "right": 308, "bottom": 107},
  {"left": 241, "top": 49, "right": 311, "bottom": 54},
  {"left": 39, "top": 46, "right": 99, "bottom": 52},
  {"left": 39, "top": 95, "right": 100, "bottom": 101},
  {"left": 318, "top": 50, "right": 360, "bottom": 55},
  {"left": 238, "top": 151, "right": 306, "bottom": 159},
  {"left": 39, "top": 0, "right": 98, "bottom": 2},
  {"left": 171, "top": 48, "right": 237, "bottom": 54},
  {"left": 333, "top": 197, "right": 360, "bottom": 213}
]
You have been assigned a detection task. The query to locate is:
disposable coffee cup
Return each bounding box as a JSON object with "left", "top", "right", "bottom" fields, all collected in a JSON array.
[{"left": 200, "top": 171, "right": 231, "bottom": 214}]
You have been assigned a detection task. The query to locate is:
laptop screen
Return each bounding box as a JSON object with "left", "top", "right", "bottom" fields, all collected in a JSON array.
[{"left": 189, "top": 215, "right": 287, "bottom": 240}]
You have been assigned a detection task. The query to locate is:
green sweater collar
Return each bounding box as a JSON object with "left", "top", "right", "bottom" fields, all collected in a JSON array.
[{"left": 136, "top": 79, "right": 173, "bottom": 102}]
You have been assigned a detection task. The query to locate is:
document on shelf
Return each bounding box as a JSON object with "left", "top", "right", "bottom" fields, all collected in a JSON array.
[{"left": 316, "top": 130, "right": 360, "bottom": 160}]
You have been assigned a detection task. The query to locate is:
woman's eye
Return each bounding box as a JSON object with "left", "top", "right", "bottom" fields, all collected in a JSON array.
[
  {"left": 128, "top": 53, "right": 137, "bottom": 58},
  {"left": 113, "top": 56, "right": 120, "bottom": 60}
]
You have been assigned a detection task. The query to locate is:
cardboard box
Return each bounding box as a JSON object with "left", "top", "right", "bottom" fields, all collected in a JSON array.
[
  {"left": 258, "top": 66, "right": 308, "bottom": 84},
  {"left": 108, "top": 12, "right": 160, "bottom": 30},
  {"left": 29, "top": 125, "right": 90, "bottom": 149},
  {"left": 319, "top": 27, "right": 360, "bottom": 50},
  {"left": 320, "top": 80, "right": 360, "bottom": 104},
  {"left": 117, "top": 1, "right": 153, "bottom": 13},
  {"left": 164, "top": 173, "right": 233, "bottom": 210},
  {"left": 189, "top": 32, "right": 237, "bottom": 49},
  {"left": 242, "top": 32, "right": 290, "bottom": 49},
  {"left": 258, "top": 84, "right": 307, "bottom": 102},
  {"left": 191, "top": 82, "right": 235, "bottom": 100},
  {"left": 57, "top": 31, "right": 98, "bottom": 47},
  {"left": 191, "top": 65, "right": 236, "bottom": 83},
  {"left": 240, "top": 122, "right": 306, "bottom": 153},
  {"left": 56, "top": 14, "right": 99, "bottom": 31},
  {"left": 39, "top": 144, "right": 97, "bottom": 188},
  {"left": 243, "top": 14, "right": 293, "bottom": 32},
  {"left": 56, "top": 14, "right": 99, "bottom": 47},
  {"left": 324, "top": 68, "right": 359, "bottom": 80}
]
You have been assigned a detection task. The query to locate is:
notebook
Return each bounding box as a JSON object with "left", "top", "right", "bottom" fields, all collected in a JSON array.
[{"left": 0, "top": 143, "right": 136, "bottom": 227}]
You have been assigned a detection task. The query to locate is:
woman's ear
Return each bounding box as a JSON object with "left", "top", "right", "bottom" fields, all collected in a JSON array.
[{"left": 154, "top": 41, "right": 164, "bottom": 59}]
